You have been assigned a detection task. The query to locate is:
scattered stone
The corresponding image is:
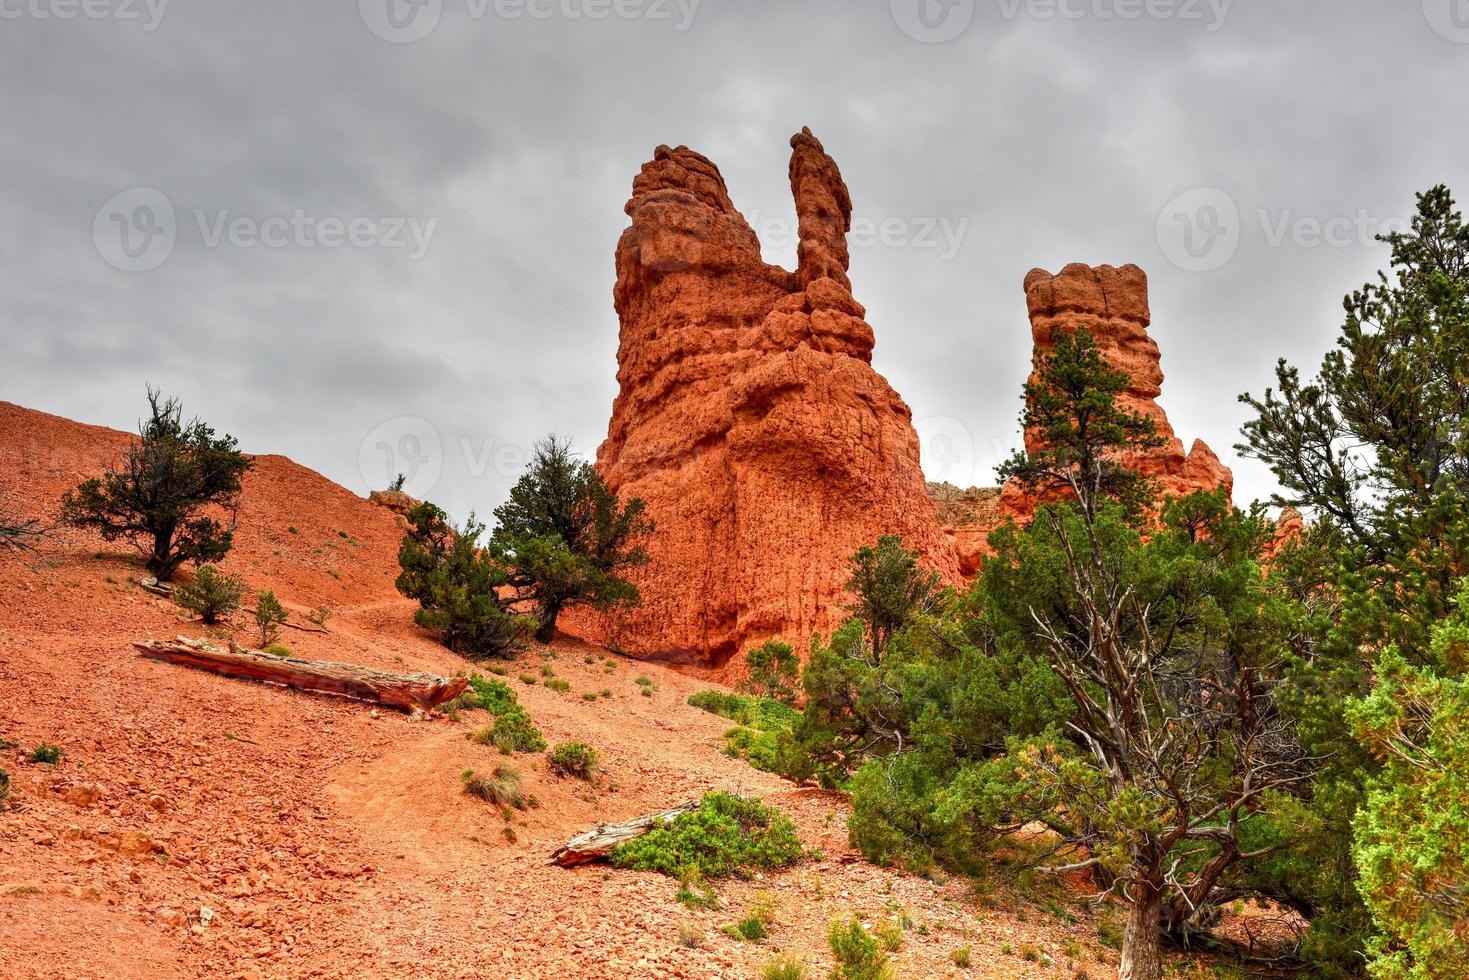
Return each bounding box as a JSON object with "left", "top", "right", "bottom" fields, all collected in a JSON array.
[
  {"left": 63, "top": 782, "right": 103, "bottom": 808},
  {"left": 155, "top": 907, "right": 188, "bottom": 928}
]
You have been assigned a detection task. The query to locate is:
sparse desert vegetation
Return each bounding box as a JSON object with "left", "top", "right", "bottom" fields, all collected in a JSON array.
[{"left": 2, "top": 21, "right": 1465, "bottom": 975}]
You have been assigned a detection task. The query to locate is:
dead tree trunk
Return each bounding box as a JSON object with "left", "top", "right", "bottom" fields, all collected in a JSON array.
[
  {"left": 134, "top": 636, "right": 468, "bottom": 713},
  {"left": 551, "top": 801, "right": 699, "bottom": 866}
]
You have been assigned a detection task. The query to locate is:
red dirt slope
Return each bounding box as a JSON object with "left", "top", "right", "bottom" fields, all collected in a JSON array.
[{"left": 1, "top": 401, "right": 1140, "bottom": 979}]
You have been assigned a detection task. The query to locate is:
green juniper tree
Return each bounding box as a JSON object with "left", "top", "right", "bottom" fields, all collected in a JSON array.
[
  {"left": 1348, "top": 586, "right": 1469, "bottom": 980},
  {"left": 741, "top": 639, "right": 801, "bottom": 704},
  {"left": 61, "top": 388, "right": 251, "bottom": 580},
  {"left": 396, "top": 502, "right": 526, "bottom": 658},
  {"left": 799, "top": 327, "right": 1309, "bottom": 980},
  {"left": 998, "top": 326, "right": 1164, "bottom": 522},
  {"left": 1238, "top": 185, "right": 1469, "bottom": 974},
  {"left": 842, "top": 535, "right": 943, "bottom": 659},
  {"left": 972, "top": 330, "right": 1308, "bottom": 980},
  {"left": 491, "top": 436, "right": 652, "bottom": 644},
  {"left": 780, "top": 536, "right": 956, "bottom": 786}
]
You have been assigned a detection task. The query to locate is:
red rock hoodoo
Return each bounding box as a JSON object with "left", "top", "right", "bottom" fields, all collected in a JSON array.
[
  {"left": 592, "top": 128, "right": 961, "bottom": 666},
  {"left": 941, "top": 263, "right": 1233, "bottom": 574}
]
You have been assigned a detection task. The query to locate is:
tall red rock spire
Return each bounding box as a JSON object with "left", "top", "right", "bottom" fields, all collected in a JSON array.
[{"left": 592, "top": 130, "right": 960, "bottom": 666}]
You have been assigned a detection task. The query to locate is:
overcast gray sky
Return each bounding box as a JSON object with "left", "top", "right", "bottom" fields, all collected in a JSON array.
[{"left": 3, "top": 0, "right": 1467, "bottom": 521}]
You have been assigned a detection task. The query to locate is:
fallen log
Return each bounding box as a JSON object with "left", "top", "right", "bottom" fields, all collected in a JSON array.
[
  {"left": 133, "top": 636, "right": 468, "bottom": 714},
  {"left": 551, "top": 800, "right": 699, "bottom": 867}
]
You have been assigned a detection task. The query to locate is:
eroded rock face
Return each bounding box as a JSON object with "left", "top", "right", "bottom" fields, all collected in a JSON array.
[
  {"left": 945, "top": 264, "right": 1233, "bottom": 573},
  {"left": 593, "top": 128, "right": 960, "bottom": 665}
]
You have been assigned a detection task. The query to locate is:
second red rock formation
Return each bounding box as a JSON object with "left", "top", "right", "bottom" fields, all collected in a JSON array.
[{"left": 946, "top": 263, "right": 1233, "bottom": 575}]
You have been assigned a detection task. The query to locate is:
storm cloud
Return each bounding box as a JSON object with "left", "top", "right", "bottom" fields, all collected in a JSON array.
[{"left": 3, "top": 0, "right": 1467, "bottom": 519}]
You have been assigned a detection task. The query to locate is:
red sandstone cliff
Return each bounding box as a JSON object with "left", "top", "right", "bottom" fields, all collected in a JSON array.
[
  {"left": 593, "top": 129, "right": 960, "bottom": 665},
  {"left": 947, "top": 263, "right": 1233, "bottom": 575}
]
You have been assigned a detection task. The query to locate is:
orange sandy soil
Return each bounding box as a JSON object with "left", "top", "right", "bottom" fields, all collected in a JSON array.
[{"left": 2, "top": 401, "right": 1227, "bottom": 979}]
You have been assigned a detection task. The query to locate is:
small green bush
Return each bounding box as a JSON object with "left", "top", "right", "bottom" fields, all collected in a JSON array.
[
  {"left": 724, "top": 915, "right": 767, "bottom": 942},
  {"left": 548, "top": 741, "right": 600, "bottom": 780},
  {"left": 609, "top": 792, "right": 806, "bottom": 878},
  {"left": 762, "top": 955, "right": 806, "bottom": 980},
  {"left": 173, "top": 565, "right": 245, "bottom": 624},
  {"left": 545, "top": 678, "right": 571, "bottom": 693},
  {"left": 581, "top": 691, "right": 599, "bottom": 702},
  {"left": 725, "top": 891, "right": 776, "bottom": 940},
  {"left": 263, "top": 644, "right": 292, "bottom": 658},
  {"left": 518, "top": 673, "right": 539, "bottom": 686},
  {"left": 828, "top": 915, "right": 893, "bottom": 980},
  {"left": 635, "top": 674, "right": 655, "bottom": 688},
  {"left": 28, "top": 742, "right": 62, "bottom": 765},
  {"left": 254, "top": 589, "right": 287, "bottom": 647},
  {"left": 688, "top": 690, "right": 800, "bottom": 731},
  {"left": 306, "top": 605, "right": 333, "bottom": 626},
  {"left": 461, "top": 766, "right": 524, "bottom": 809},
  {"left": 875, "top": 919, "right": 904, "bottom": 952},
  {"left": 468, "top": 675, "right": 519, "bottom": 715},
  {"left": 951, "top": 946, "right": 971, "bottom": 968},
  {"left": 678, "top": 920, "right": 703, "bottom": 948},
  {"left": 490, "top": 707, "right": 547, "bottom": 754},
  {"left": 688, "top": 691, "right": 801, "bottom": 772}
]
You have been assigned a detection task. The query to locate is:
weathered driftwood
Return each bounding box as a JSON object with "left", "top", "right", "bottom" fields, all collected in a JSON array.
[
  {"left": 551, "top": 800, "right": 699, "bottom": 867},
  {"left": 133, "top": 636, "right": 468, "bottom": 713}
]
